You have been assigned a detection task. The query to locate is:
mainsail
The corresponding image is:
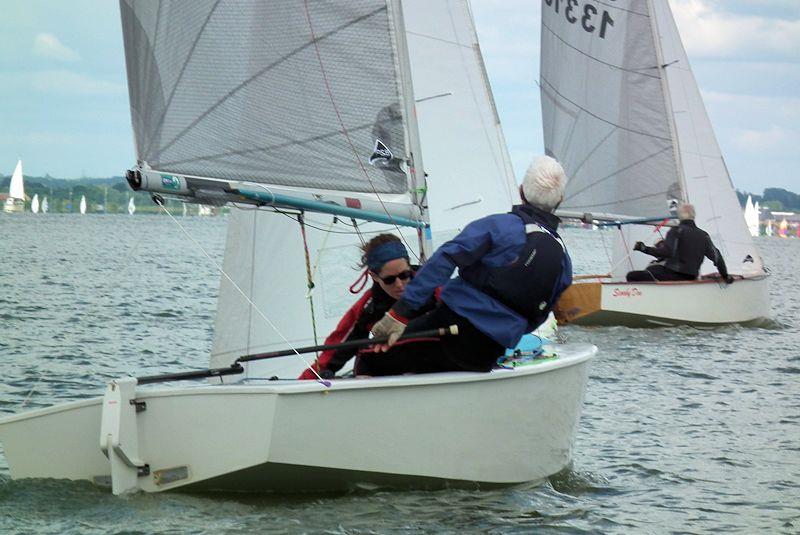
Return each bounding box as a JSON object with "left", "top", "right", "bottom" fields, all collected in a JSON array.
[
  {"left": 119, "top": 0, "right": 425, "bottom": 221},
  {"left": 540, "top": 0, "right": 681, "bottom": 219},
  {"left": 541, "top": 0, "right": 762, "bottom": 275}
]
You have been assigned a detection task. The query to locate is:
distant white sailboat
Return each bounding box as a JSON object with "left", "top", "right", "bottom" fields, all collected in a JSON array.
[
  {"left": 765, "top": 219, "right": 774, "bottom": 237},
  {"left": 31, "top": 194, "right": 40, "bottom": 214},
  {"left": 744, "top": 196, "right": 759, "bottom": 237},
  {"left": 3, "top": 160, "right": 25, "bottom": 213},
  {"left": 128, "top": 197, "right": 136, "bottom": 215},
  {"left": 182, "top": 202, "right": 188, "bottom": 217},
  {"left": 41, "top": 196, "right": 49, "bottom": 214},
  {"left": 79, "top": 195, "right": 87, "bottom": 215}
]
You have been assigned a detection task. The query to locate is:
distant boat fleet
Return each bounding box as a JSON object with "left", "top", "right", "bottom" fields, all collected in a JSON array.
[
  {"left": 744, "top": 194, "right": 799, "bottom": 238},
  {"left": 2, "top": 160, "right": 218, "bottom": 216}
]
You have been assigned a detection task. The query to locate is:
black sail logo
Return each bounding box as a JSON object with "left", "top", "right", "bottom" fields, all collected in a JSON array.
[{"left": 369, "top": 139, "right": 394, "bottom": 167}]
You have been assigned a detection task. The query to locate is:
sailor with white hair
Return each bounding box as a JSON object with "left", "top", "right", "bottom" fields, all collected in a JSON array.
[
  {"left": 628, "top": 202, "right": 733, "bottom": 283},
  {"left": 362, "top": 156, "right": 573, "bottom": 377}
]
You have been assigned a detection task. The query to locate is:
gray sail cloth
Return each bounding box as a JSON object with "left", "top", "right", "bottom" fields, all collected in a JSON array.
[
  {"left": 120, "top": 0, "right": 409, "bottom": 194},
  {"left": 540, "top": 0, "right": 683, "bottom": 218}
]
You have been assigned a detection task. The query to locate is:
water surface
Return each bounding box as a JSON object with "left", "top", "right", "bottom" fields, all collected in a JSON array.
[{"left": 0, "top": 214, "right": 797, "bottom": 533}]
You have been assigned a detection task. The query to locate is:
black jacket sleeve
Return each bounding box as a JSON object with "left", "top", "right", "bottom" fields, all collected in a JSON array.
[
  {"left": 643, "top": 228, "right": 677, "bottom": 259},
  {"left": 705, "top": 238, "right": 729, "bottom": 278}
]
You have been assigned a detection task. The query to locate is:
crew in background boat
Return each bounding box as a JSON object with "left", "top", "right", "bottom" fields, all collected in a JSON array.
[
  {"left": 362, "top": 156, "right": 572, "bottom": 376},
  {"left": 626, "top": 203, "right": 734, "bottom": 283},
  {"left": 298, "top": 234, "right": 432, "bottom": 380}
]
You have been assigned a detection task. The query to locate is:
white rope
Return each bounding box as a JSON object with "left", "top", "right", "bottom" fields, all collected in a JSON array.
[{"left": 155, "top": 198, "right": 328, "bottom": 385}]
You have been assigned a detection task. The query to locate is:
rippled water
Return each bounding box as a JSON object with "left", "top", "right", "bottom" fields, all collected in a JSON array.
[{"left": 1, "top": 214, "right": 798, "bottom": 534}]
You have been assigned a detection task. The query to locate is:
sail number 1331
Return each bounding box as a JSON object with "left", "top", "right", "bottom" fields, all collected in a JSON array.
[{"left": 545, "top": 0, "right": 615, "bottom": 39}]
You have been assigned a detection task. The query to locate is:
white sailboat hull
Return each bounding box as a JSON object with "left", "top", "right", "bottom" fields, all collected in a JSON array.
[
  {"left": 0, "top": 344, "right": 594, "bottom": 493},
  {"left": 557, "top": 276, "right": 770, "bottom": 327}
]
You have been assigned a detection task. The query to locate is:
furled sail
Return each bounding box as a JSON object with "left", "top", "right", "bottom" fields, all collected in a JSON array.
[
  {"left": 540, "top": 0, "right": 683, "bottom": 219},
  {"left": 650, "top": 1, "right": 762, "bottom": 274},
  {"left": 120, "top": 0, "right": 416, "bottom": 198}
]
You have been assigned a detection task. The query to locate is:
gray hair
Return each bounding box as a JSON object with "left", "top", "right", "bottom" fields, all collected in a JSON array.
[
  {"left": 677, "top": 203, "right": 695, "bottom": 220},
  {"left": 521, "top": 156, "right": 568, "bottom": 212}
]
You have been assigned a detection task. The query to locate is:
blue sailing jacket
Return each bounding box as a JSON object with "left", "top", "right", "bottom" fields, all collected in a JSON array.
[{"left": 393, "top": 204, "right": 572, "bottom": 348}]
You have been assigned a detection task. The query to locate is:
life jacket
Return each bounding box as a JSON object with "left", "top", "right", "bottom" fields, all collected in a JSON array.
[{"left": 460, "top": 210, "right": 572, "bottom": 329}]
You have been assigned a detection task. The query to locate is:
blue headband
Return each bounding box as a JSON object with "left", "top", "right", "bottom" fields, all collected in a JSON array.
[{"left": 367, "top": 241, "right": 408, "bottom": 272}]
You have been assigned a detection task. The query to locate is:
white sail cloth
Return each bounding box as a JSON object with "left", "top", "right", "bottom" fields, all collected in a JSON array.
[{"left": 9, "top": 160, "right": 25, "bottom": 200}]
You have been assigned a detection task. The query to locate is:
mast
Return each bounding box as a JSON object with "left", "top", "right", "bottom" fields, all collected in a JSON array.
[
  {"left": 647, "top": 0, "right": 687, "bottom": 205},
  {"left": 388, "top": 0, "right": 432, "bottom": 259}
]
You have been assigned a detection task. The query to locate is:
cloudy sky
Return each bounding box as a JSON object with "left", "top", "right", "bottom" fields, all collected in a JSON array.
[{"left": 0, "top": 0, "right": 797, "bottom": 193}]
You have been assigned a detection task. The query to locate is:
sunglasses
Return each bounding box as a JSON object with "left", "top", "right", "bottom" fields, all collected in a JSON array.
[{"left": 377, "top": 269, "right": 414, "bottom": 285}]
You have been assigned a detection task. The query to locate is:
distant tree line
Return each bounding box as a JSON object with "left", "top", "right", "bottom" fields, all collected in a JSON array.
[{"left": 736, "top": 188, "right": 800, "bottom": 212}]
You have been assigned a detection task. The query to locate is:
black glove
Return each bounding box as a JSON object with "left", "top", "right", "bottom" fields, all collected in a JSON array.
[
  {"left": 724, "top": 275, "right": 734, "bottom": 285},
  {"left": 633, "top": 241, "right": 646, "bottom": 253}
]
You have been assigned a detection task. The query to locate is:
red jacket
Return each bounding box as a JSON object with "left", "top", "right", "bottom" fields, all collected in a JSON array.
[{"left": 298, "top": 289, "right": 379, "bottom": 380}]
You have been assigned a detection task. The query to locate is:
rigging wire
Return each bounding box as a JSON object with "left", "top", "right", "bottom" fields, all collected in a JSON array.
[{"left": 152, "top": 197, "right": 329, "bottom": 386}]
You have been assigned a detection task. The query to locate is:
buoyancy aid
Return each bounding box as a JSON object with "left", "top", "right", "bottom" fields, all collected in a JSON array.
[{"left": 459, "top": 208, "right": 572, "bottom": 329}]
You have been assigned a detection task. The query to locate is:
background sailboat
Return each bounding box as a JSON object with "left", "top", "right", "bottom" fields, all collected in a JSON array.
[
  {"left": 540, "top": 0, "right": 769, "bottom": 326},
  {"left": 744, "top": 196, "right": 759, "bottom": 237},
  {"left": 0, "top": 0, "right": 593, "bottom": 495},
  {"left": 30, "top": 194, "right": 40, "bottom": 214},
  {"left": 79, "top": 195, "right": 87, "bottom": 215},
  {"left": 127, "top": 197, "right": 135, "bottom": 215},
  {"left": 41, "top": 196, "right": 49, "bottom": 214},
  {"left": 3, "top": 160, "right": 26, "bottom": 214}
]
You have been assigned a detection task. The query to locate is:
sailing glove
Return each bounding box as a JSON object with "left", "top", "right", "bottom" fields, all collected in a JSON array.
[
  {"left": 633, "top": 241, "right": 646, "bottom": 252},
  {"left": 371, "top": 309, "right": 408, "bottom": 352}
]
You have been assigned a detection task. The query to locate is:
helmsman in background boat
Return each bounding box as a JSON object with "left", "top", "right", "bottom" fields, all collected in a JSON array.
[
  {"left": 626, "top": 203, "right": 733, "bottom": 284},
  {"left": 363, "top": 156, "right": 572, "bottom": 376}
]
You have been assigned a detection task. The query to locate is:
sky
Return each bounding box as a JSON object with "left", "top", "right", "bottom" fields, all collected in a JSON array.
[{"left": 0, "top": 0, "right": 797, "bottom": 193}]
